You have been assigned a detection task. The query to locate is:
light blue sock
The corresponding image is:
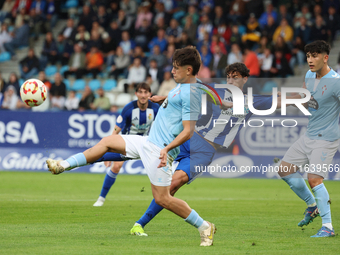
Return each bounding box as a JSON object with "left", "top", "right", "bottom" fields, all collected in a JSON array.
[
  {"left": 99, "top": 170, "right": 118, "bottom": 198},
  {"left": 312, "top": 183, "right": 332, "bottom": 224},
  {"left": 65, "top": 153, "right": 87, "bottom": 168},
  {"left": 136, "top": 199, "right": 164, "bottom": 227},
  {"left": 184, "top": 209, "right": 204, "bottom": 228},
  {"left": 282, "top": 172, "right": 316, "bottom": 206}
]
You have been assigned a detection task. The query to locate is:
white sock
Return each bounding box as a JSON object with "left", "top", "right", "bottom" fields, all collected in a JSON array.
[
  {"left": 198, "top": 221, "right": 209, "bottom": 232},
  {"left": 323, "top": 223, "right": 333, "bottom": 230},
  {"left": 308, "top": 202, "right": 317, "bottom": 207},
  {"left": 60, "top": 160, "right": 70, "bottom": 169},
  {"left": 98, "top": 196, "right": 105, "bottom": 202}
]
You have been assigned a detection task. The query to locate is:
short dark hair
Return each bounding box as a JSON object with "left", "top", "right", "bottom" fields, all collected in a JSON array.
[
  {"left": 172, "top": 46, "right": 201, "bottom": 76},
  {"left": 135, "top": 82, "right": 151, "bottom": 93},
  {"left": 304, "top": 40, "right": 330, "bottom": 55},
  {"left": 225, "top": 63, "right": 250, "bottom": 77}
]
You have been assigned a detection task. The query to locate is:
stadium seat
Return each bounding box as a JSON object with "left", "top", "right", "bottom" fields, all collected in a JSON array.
[
  {"left": 115, "top": 93, "right": 132, "bottom": 106},
  {"left": 132, "top": 95, "right": 137, "bottom": 101},
  {"left": 72, "top": 79, "right": 86, "bottom": 91},
  {"left": 76, "top": 92, "right": 82, "bottom": 100},
  {"left": 105, "top": 93, "right": 116, "bottom": 105},
  {"left": 115, "top": 79, "right": 128, "bottom": 92},
  {"left": 59, "top": 65, "right": 69, "bottom": 76},
  {"left": 65, "top": 0, "right": 78, "bottom": 8},
  {"left": 261, "top": 81, "right": 278, "bottom": 93},
  {"left": 89, "top": 79, "right": 101, "bottom": 91},
  {"left": 64, "top": 79, "right": 71, "bottom": 90},
  {"left": 0, "top": 52, "right": 11, "bottom": 62},
  {"left": 19, "top": 78, "right": 24, "bottom": 86},
  {"left": 103, "top": 79, "right": 117, "bottom": 91},
  {"left": 45, "top": 65, "right": 58, "bottom": 77}
]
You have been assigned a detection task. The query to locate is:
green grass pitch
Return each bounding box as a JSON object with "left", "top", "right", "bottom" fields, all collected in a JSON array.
[{"left": 1, "top": 171, "right": 339, "bottom": 254}]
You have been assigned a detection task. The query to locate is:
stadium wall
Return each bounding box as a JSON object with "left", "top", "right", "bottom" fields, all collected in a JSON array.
[{"left": 1, "top": 111, "right": 340, "bottom": 180}]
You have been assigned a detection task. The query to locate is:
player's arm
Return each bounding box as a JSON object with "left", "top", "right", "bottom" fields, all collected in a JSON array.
[
  {"left": 205, "top": 88, "right": 233, "bottom": 109},
  {"left": 158, "top": 120, "right": 195, "bottom": 168},
  {"left": 112, "top": 125, "right": 122, "bottom": 135},
  {"left": 149, "top": 95, "right": 167, "bottom": 105}
]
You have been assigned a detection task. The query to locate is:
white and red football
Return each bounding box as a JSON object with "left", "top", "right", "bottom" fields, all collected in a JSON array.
[{"left": 20, "top": 79, "right": 47, "bottom": 107}]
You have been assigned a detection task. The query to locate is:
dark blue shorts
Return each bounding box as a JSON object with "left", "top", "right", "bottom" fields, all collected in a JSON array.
[{"left": 175, "top": 132, "right": 216, "bottom": 183}]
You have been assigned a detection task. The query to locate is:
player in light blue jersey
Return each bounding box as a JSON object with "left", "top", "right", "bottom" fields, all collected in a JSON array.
[
  {"left": 278, "top": 40, "right": 340, "bottom": 237},
  {"left": 93, "top": 83, "right": 159, "bottom": 207},
  {"left": 46, "top": 46, "right": 217, "bottom": 246}
]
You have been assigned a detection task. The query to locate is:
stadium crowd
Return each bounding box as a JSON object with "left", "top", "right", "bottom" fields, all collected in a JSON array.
[{"left": 0, "top": 0, "right": 340, "bottom": 111}]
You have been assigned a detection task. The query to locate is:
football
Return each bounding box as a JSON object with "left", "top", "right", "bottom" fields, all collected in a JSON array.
[{"left": 20, "top": 79, "right": 47, "bottom": 107}]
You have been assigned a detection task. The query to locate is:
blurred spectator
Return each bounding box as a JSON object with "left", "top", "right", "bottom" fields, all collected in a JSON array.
[
  {"left": 197, "top": 14, "right": 213, "bottom": 41},
  {"left": 277, "top": 4, "right": 293, "bottom": 26},
  {"left": 64, "top": 44, "right": 86, "bottom": 79},
  {"left": 289, "top": 36, "right": 306, "bottom": 71},
  {"left": 163, "top": 44, "right": 175, "bottom": 72},
  {"left": 273, "top": 18, "right": 294, "bottom": 43},
  {"left": 45, "top": 0, "right": 57, "bottom": 30},
  {"left": 5, "top": 72, "right": 20, "bottom": 96},
  {"left": 325, "top": 6, "right": 340, "bottom": 43},
  {"left": 145, "top": 74, "right": 159, "bottom": 94},
  {"left": 134, "top": 19, "right": 153, "bottom": 51},
  {"left": 229, "top": 0, "right": 247, "bottom": 23},
  {"left": 262, "top": 16, "right": 277, "bottom": 42},
  {"left": 197, "top": 32, "right": 211, "bottom": 54},
  {"left": 27, "top": 8, "right": 43, "bottom": 40},
  {"left": 147, "top": 59, "right": 163, "bottom": 84},
  {"left": 0, "top": 72, "right": 7, "bottom": 94},
  {"left": 91, "top": 21, "right": 104, "bottom": 36},
  {"left": 30, "top": 0, "right": 46, "bottom": 19},
  {"left": 183, "top": 16, "right": 197, "bottom": 43},
  {"left": 146, "top": 45, "right": 166, "bottom": 68},
  {"left": 40, "top": 31, "right": 58, "bottom": 66},
  {"left": 117, "top": 9, "right": 134, "bottom": 32},
  {"left": 258, "top": 48, "right": 273, "bottom": 78},
  {"left": 197, "top": 65, "right": 211, "bottom": 79},
  {"left": 209, "top": 45, "right": 227, "bottom": 78},
  {"left": 120, "top": 0, "right": 137, "bottom": 16},
  {"left": 210, "top": 34, "right": 226, "bottom": 55},
  {"left": 110, "top": 105, "right": 118, "bottom": 113},
  {"left": 59, "top": 18, "right": 76, "bottom": 42},
  {"left": 294, "top": 4, "right": 312, "bottom": 28},
  {"left": 4, "top": 19, "right": 29, "bottom": 57},
  {"left": 243, "top": 46, "right": 260, "bottom": 77},
  {"left": 178, "top": 32, "right": 193, "bottom": 48},
  {"left": 78, "top": 5, "right": 96, "bottom": 32},
  {"left": 227, "top": 43, "right": 242, "bottom": 65},
  {"left": 242, "top": 13, "right": 261, "bottom": 48},
  {"left": 183, "top": 5, "right": 199, "bottom": 26},
  {"left": 294, "top": 17, "right": 311, "bottom": 44},
  {"left": 38, "top": 71, "right": 52, "bottom": 90},
  {"left": 270, "top": 50, "right": 293, "bottom": 78},
  {"left": 213, "top": 6, "right": 226, "bottom": 27},
  {"left": 78, "top": 85, "right": 95, "bottom": 111},
  {"left": 50, "top": 72, "right": 66, "bottom": 110},
  {"left": 154, "top": 2, "right": 171, "bottom": 26},
  {"left": 1, "top": 85, "right": 19, "bottom": 110},
  {"left": 12, "top": 0, "right": 32, "bottom": 15},
  {"left": 148, "top": 28, "right": 167, "bottom": 52},
  {"left": 200, "top": 45, "right": 212, "bottom": 67},
  {"left": 166, "top": 18, "right": 182, "bottom": 41},
  {"left": 135, "top": 2, "right": 153, "bottom": 30},
  {"left": 108, "top": 20, "right": 122, "bottom": 42},
  {"left": 199, "top": 0, "right": 214, "bottom": 11},
  {"left": 75, "top": 25, "right": 90, "bottom": 52},
  {"left": 14, "top": 7, "right": 28, "bottom": 28},
  {"left": 311, "top": 15, "right": 327, "bottom": 41},
  {"left": 109, "top": 46, "right": 130, "bottom": 80},
  {"left": 90, "top": 88, "right": 110, "bottom": 111},
  {"left": 132, "top": 46, "right": 147, "bottom": 66},
  {"left": 85, "top": 46, "right": 103, "bottom": 79},
  {"left": 59, "top": 38, "right": 73, "bottom": 66},
  {"left": 256, "top": 36, "right": 270, "bottom": 54},
  {"left": 108, "top": 1, "right": 119, "bottom": 20},
  {"left": 0, "top": 0, "right": 15, "bottom": 23},
  {"left": 273, "top": 35, "right": 291, "bottom": 60},
  {"left": 119, "top": 31, "right": 135, "bottom": 55},
  {"left": 126, "top": 57, "right": 146, "bottom": 93},
  {"left": 258, "top": 3, "right": 277, "bottom": 28},
  {"left": 0, "top": 23, "right": 12, "bottom": 53},
  {"left": 19, "top": 48, "right": 39, "bottom": 79},
  {"left": 88, "top": 29, "right": 102, "bottom": 50},
  {"left": 213, "top": 21, "right": 231, "bottom": 45},
  {"left": 97, "top": 5, "right": 109, "bottom": 29},
  {"left": 101, "top": 32, "right": 116, "bottom": 66},
  {"left": 157, "top": 71, "right": 176, "bottom": 97},
  {"left": 313, "top": 4, "right": 323, "bottom": 21},
  {"left": 229, "top": 24, "right": 242, "bottom": 46}
]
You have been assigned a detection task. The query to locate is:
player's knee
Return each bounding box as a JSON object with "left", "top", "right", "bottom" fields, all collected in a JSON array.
[
  {"left": 308, "top": 176, "right": 323, "bottom": 188},
  {"left": 170, "top": 177, "right": 187, "bottom": 196},
  {"left": 154, "top": 194, "right": 171, "bottom": 209}
]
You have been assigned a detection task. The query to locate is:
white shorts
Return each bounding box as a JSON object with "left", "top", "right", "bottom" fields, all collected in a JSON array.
[
  {"left": 121, "top": 135, "right": 173, "bottom": 186},
  {"left": 282, "top": 135, "right": 339, "bottom": 178}
]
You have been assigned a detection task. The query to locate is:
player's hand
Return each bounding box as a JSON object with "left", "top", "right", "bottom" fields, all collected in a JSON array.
[
  {"left": 220, "top": 100, "right": 233, "bottom": 110},
  {"left": 158, "top": 148, "right": 169, "bottom": 168},
  {"left": 104, "top": 161, "right": 112, "bottom": 167},
  {"left": 149, "top": 95, "right": 165, "bottom": 104}
]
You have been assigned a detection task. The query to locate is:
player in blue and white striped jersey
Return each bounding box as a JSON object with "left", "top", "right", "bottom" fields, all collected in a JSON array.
[
  {"left": 278, "top": 40, "right": 340, "bottom": 237},
  {"left": 93, "top": 82, "right": 159, "bottom": 207}
]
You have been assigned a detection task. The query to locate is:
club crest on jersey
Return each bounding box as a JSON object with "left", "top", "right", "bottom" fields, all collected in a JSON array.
[
  {"left": 148, "top": 113, "right": 153, "bottom": 120},
  {"left": 322, "top": 85, "right": 327, "bottom": 95}
]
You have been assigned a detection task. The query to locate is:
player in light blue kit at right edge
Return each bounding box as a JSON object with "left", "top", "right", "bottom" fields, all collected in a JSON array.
[
  {"left": 46, "top": 46, "right": 217, "bottom": 246},
  {"left": 278, "top": 40, "right": 340, "bottom": 237}
]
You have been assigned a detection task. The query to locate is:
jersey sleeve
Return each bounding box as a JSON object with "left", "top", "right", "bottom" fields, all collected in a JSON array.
[
  {"left": 252, "top": 95, "right": 274, "bottom": 110},
  {"left": 152, "top": 102, "right": 160, "bottom": 117},
  {"left": 116, "top": 104, "right": 131, "bottom": 129},
  {"left": 331, "top": 74, "right": 340, "bottom": 100},
  {"left": 182, "top": 85, "right": 203, "bottom": 121}
]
